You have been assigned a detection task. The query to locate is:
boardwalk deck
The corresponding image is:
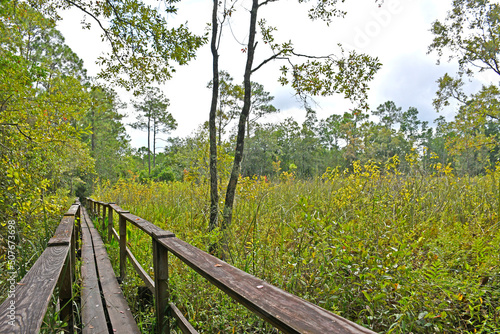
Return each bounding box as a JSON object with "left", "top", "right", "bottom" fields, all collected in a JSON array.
[{"left": 81, "top": 206, "right": 140, "bottom": 334}]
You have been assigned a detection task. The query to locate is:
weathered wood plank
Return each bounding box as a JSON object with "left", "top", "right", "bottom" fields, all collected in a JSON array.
[
  {"left": 58, "top": 247, "right": 74, "bottom": 333},
  {"left": 169, "top": 303, "right": 199, "bottom": 334},
  {"left": 84, "top": 209, "right": 141, "bottom": 333},
  {"left": 109, "top": 203, "right": 123, "bottom": 213},
  {"left": 160, "top": 237, "right": 376, "bottom": 334},
  {"left": 48, "top": 216, "right": 74, "bottom": 246},
  {"left": 153, "top": 239, "right": 169, "bottom": 334},
  {"left": 81, "top": 213, "right": 108, "bottom": 334},
  {"left": 119, "top": 214, "right": 127, "bottom": 280},
  {"left": 0, "top": 245, "right": 69, "bottom": 333},
  {"left": 65, "top": 203, "right": 80, "bottom": 217},
  {"left": 101, "top": 204, "right": 107, "bottom": 233},
  {"left": 107, "top": 204, "right": 114, "bottom": 242},
  {"left": 121, "top": 212, "right": 174, "bottom": 239}
]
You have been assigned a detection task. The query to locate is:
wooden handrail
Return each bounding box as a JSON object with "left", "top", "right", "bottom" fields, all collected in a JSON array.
[
  {"left": 86, "top": 197, "right": 376, "bottom": 334},
  {"left": 0, "top": 201, "right": 80, "bottom": 333}
]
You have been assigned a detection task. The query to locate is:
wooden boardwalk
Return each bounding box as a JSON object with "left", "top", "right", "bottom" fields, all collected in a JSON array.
[
  {"left": 0, "top": 202, "right": 140, "bottom": 334},
  {"left": 80, "top": 206, "right": 140, "bottom": 333},
  {"left": 0, "top": 199, "right": 377, "bottom": 334}
]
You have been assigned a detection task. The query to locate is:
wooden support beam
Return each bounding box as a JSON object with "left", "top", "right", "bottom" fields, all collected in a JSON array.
[
  {"left": 169, "top": 303, "right": 198, "bottom": 334},
  {"left": 119, "top": 213, "right": 127, "bottom": 281},
  {"left": 101, "top": 204, "right": 107, "bottom": 234},
  {"left": 58, "top": 252, "right": 74, "bottom": 334},
  {"left": 153, "top": 239, "right": 169, "bottom": 334},
  {"left": 107, "top": 203, "right": 114, "bottom": 242}
]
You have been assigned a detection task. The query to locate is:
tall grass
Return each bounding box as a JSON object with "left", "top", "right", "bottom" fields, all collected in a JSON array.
[{"left": 94, "top": 159, "right": 500, "bottom": 333}]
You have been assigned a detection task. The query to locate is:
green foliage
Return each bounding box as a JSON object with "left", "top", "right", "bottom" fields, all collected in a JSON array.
[
  {"left": 131, "top": 86, "right": 177, "bottom": 175},
  {"left": 429, "top": 0, "right": 500, "bottom": 174},
  {"left": 278, "top": 47, "right": 382, "bottom": 110},
  {"left": 429, "top": 0, "right": 500, "bottom": 78},
  {"left": 207, "top": 71, "right": 243, "bottom": 143},
  {"left": 55, "top": 0, "right": 207, "bottom": 91},
  {"left": 0, "top": 0, "right": 93, "bottom": 283},
  {"left": 138, "top": 164, "right": 179, "bottom": 184},
  {"left": 79, "top": 85, "right": 131, "bottom": 192}
]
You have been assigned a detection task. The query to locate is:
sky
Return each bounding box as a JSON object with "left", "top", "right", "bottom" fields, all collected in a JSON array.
[{"left": 56, "top": 0, "right": 493, "bottom": 149}]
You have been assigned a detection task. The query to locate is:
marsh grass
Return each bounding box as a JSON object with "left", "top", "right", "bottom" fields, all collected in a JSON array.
[{"left": 94, "top": 160, "right": 500, "bottom": 333}]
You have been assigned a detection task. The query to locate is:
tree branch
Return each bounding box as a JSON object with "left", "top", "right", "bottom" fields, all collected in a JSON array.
[
  {"left": 0, "top": 123, "right": 33, "bottom": 141},
  {"left": 291, "top": 51, "right": 335, "bottom": 59},
  {"left": 251, "top": 52, "right": 284, "bottom": 73},
  {"left": 0, "top": 94, "right": 14, "bottom": 112},
  {"left": 63, "top": 0, "right": 126, "bottom": 67},
  {"left": 259, "top": 0, "right": 279, "bottom": 7}
]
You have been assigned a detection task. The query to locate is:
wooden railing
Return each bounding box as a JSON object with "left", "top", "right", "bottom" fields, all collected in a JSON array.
[
  {"left": 0, "top": 201, "right": 80, "bottom": 333},
  {"left": 85, "top": 197, "right": 376, "bottom": 334}
]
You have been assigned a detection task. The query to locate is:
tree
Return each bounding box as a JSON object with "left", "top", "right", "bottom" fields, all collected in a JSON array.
[
  {"left": 207, "top": 71, "right": 243, "bottom": 146},
  {"left": 399, "top": 107, "right": 422, "bottom": 145},
  {"left": 444, "top": 86, "right": 499, "bottom": 174},
  {"left": 50, "top": 0, "right": 206, "bottom": 92},
  {"left": 373, "top": 101, "right": 402, "bottom": 129},
  {"left": 429, "top": 0, "right": 500, "bottom": 80},
  {"left": 241, "top": 123, "right": 280, "bottom": 176},
  {"left": 217, "top": 0, "right": 382, "bottom": 233},
  {"left": 296, "top": 108, "right": 320, "bottom": 177},
  {"left": 0, "top": 0, "right": 93, "bottom": 254},
  {"left": 83, "top": 85, "right": 130, "bottom": 187},
  {"left": 429, "top": 0, "right": 500, "bottom": 172},
  {"left": 319, "top": 114, "right": 343, "bottom": 150},
  {"left": 131, "top": 87, "right": 177, "bottom": 176},
  {"left": 339, "top": 109, "right": 369, "bottom": 164},
  {"left": 245, "top": 81, "right": 279, "bottom": 137},
  {"left": 207, "top": 0, "right": 234, "bottom": 232}
]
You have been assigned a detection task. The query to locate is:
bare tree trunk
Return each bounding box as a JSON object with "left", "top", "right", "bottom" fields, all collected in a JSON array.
[
  {"left": 209, "top": 0, "right": 220, "bottom": 233},
  {"left": 246, "top": 117, "right": 250, "bottom": 139},
  {"left": 153, "top": 120, "right": 156, "bottom": 168},
  {"left": 222, "top": 0, "right": 259, "bottom": 230},
  {"left": 91, "top": 109, "right": 95, "bottom": 152},
  {"left": 147, "top": 115, "right": 151, "bottom": 176}
]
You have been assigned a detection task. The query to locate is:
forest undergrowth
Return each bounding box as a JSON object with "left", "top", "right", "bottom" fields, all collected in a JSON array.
[{"left": 94, "top": 154, "right": 500, "bottom": 333}]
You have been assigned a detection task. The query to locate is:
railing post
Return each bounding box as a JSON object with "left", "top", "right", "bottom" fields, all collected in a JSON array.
[
  {"left": 119, "top": 212, "right": 128, "bottom": 280},
  {"left": 71, "top": 213, "right": 77, "bottom": 282},
  {"left": 74, "top": 204, "right": 81, "bottom": 255},
  {"left": 102, "top": 203, "right": 107, "bottom": 233},
  {"left": 97, "top": 203, "right": 101, "bottom": 222},
  {"left": 59, "top": 243, "right": 74, "bottom": 333},
  {"left": 108, "top": 203, "right": 114, "bottom": 242},
  {"left": 153, "top": 238, "right": 169, "bottom": 334}
]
